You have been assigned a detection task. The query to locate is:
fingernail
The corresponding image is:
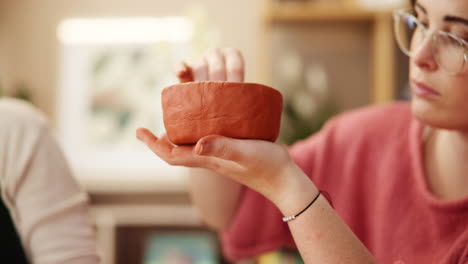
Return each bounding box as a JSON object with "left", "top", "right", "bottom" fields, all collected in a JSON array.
[
  {"left": 195, "top": 141, "right": 209, "bottom": 155},
  {"left": 194, "top": 142, "right": 204, "bottom": 155},
  {"left": 136, "top": 129, "right": 143, "bottom": 141}
]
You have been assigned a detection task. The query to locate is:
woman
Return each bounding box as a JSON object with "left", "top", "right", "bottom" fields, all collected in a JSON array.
[
  {"left": 137, "top": 0, "right": 468, "bottom": 263},
  {"left": 0, "top": 98, "right": 100, "bottom": 263}
]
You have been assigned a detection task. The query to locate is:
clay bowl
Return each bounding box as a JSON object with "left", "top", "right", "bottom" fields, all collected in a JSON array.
[{"left": 161, "top": 81, "right": 283, "bottom": 145}]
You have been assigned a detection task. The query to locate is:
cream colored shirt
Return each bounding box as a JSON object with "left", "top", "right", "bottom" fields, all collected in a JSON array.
[{"left": 0, "top": 98, "right": 100, "bottom": 263}]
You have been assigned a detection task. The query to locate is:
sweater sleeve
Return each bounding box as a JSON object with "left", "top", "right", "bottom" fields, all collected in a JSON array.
[{"left": 0, "top": 98, "right": 100, "bottom": 264}]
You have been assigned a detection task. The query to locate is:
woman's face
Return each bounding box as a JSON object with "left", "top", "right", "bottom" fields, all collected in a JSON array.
[{"left": 410, "top": 0, "right": 468, "bottom": 131}]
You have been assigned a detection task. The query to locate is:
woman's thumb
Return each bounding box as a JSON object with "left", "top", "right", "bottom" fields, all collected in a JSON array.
[{"left": 194, "top": 135, "right": 242, "bottom": 162}]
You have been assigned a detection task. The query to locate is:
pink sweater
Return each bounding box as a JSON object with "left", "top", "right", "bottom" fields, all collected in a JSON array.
[{"left": 221, "top": 103, "right": 468, "bottom": 264}]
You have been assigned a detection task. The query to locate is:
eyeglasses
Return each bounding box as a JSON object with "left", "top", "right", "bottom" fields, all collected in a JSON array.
[{"left": 393, "top": 8, "right": 468, "bottom": 74}]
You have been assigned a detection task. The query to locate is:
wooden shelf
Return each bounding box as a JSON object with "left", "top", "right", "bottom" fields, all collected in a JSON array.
[
  {"left": 265, "top": 1, "right": 392, "bottom": 23},
  {"left": 260, "top": 0, "right": 400, "bottom": 104}
]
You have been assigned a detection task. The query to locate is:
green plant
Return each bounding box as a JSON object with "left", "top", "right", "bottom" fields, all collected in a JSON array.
[
  {"left": 280, "top": 99, "right": 337, "bottom": 145},
  {"left": 11, "top": 83, "right": 33, "bottom": 102}
]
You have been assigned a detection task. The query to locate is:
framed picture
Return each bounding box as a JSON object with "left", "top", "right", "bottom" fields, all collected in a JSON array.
[{"left": 56, "top": 17, "right": 194, "bottom": 187}]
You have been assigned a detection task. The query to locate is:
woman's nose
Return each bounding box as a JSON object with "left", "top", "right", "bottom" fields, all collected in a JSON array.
[{"left": 411, "top": 33, "right": 438, "bottom": 72}]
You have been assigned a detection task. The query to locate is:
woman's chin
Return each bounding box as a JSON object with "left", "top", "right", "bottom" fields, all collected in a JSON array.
[
  {"left": 411, "top": 98, "right": 467, "bottom": 131},
  {"left": 411, "top": 98, "right": 444, "bottom": 126}
]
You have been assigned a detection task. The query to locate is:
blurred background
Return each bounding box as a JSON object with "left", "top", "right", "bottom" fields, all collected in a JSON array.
[{"left": 0, "top": 0, "right": 410, "bottom": 263}]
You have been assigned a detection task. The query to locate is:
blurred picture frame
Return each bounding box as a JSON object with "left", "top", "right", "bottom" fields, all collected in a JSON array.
[
  {"left": 143, "top": 231, "right": 219, "bottom": 264},
  {"left": 56, "top": 17, "right": 193, "bottom": 189}
]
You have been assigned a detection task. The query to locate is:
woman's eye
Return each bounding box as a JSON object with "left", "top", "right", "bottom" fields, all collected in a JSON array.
[
  {"left": 414, "top": 13, "right": 429, "bottom": 28},
  {"left": 452, "top": 31, "right": 468, "bottom": 42},
  {"left": 419, "top": 20, "right": 429, "bottom": 28}
]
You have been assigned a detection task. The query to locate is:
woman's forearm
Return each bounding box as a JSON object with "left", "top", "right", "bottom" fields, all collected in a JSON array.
[
  {"left": 287, "top": 196, "right": 376, "bottom": 263},
  {"left": 188, "top": 168, "right": 243, "bottom": 230},
  {"left": 276, "top": 164, "right": 376, "bottom": 264}
]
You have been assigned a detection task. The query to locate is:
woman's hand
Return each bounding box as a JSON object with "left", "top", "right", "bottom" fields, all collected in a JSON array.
[{"left": 136, "top": 129, "right": 312, "bottom": 209}]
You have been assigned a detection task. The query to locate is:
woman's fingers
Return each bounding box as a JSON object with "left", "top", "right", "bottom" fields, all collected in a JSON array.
[
  {"left": 136, "top": 128, "right": 185, "bottom": 164},
  {"left": 136, "top": 128, "right": 215, "bottom": 168},
  {"left": 223, "top": 48, "right": 244, "bottom": 82},
  {"left": 178, "top": 48, "right": 245, "bottom": 82},
  {"left": 175, "top": 61, "right": 194, "bottom": 83},
  {"left": 136, "top": 128, "right": 242, "bottom": 169},
  {"left": 205, "top": 48, "right": 227, "bottom": 81},
  {"left": 193, "top": 58, "right": 209, "bottom": 81},
  {"left": 136, "top": 128, "right": 172, "bottom": 158}
]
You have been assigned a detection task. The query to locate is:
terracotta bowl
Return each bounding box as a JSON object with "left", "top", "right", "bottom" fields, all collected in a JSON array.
[{"left": 161, "top": 81, "right": 283, "bottom": 145}]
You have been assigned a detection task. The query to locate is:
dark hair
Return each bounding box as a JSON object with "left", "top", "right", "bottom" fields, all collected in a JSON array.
[{"left": 411, "top": 0, "right": 415, "bottom": 6}]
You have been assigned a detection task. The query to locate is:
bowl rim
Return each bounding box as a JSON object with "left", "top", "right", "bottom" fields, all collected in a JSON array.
[{"left": 161, "top": 81, "right": 282, "bottom": 96}]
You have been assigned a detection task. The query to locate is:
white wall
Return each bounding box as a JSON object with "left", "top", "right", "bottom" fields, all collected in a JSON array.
[{"left": 1, "top": 0, "right": 265, "bottom": 123}]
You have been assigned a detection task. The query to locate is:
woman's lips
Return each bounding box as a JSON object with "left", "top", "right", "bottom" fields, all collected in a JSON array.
[{"left": 412, "top": 80, "right": 441, "bottom": 98}]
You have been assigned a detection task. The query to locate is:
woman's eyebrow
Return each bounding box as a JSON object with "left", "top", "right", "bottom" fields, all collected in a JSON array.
[
  {"left": 445, "top": 16, "right": 468, "bottom": 27},
  {"left": 415, "top": 3, "right": 427, "bottom": 14},
  {"left": 416, "top": 2, "right": 468, "bottom": 27}
]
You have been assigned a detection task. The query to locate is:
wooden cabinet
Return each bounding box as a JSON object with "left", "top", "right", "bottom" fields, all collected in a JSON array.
[
  {"left": 89, "top": 190, "right": 226, "bottom": 264},
  {"left": 258, "top": 0, "right": 408, "bottom": 105}
]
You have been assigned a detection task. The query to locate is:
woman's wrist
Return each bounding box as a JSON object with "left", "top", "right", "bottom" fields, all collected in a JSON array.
[{"left": 271, "top": 161, "right": 319, "bottom": 217}]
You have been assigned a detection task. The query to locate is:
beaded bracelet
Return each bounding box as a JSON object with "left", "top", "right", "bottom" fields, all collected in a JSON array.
[{"left": 282, "top": 190, "right": 328, "bottom": 223}]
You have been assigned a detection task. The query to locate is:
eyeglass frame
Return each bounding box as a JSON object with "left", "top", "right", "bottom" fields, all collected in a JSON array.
[{"left": 392, "top": 8, "right": 468, "bottom": 75}]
